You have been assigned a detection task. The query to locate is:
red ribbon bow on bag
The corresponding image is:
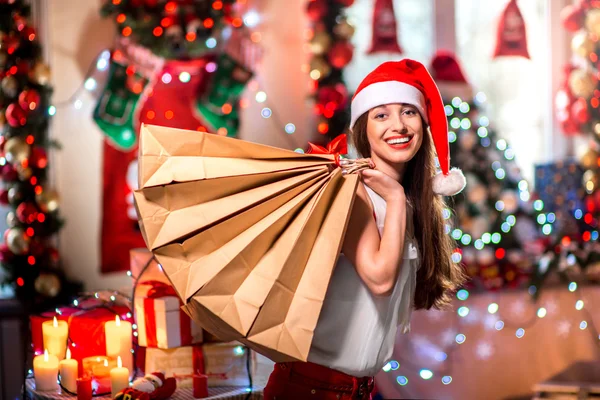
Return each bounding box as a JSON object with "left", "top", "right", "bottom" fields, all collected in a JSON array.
[{"left": 306, "top": 134, "right": 348, "bottom": 166}]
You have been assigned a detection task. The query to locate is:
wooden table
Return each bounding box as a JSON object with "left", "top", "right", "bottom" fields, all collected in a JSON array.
[{"left": 24, "top": 378, "right": 264, "bottom": 400}]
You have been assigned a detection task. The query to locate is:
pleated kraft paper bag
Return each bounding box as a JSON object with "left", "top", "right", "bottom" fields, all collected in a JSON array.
[{"left": 134, "top": 124, "right": 361, "bottom": 362}]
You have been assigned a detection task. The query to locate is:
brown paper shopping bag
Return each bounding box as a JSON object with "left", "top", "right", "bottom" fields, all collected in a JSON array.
[{"left": 135, "top": 124, "right": 367, "bottom": 362}]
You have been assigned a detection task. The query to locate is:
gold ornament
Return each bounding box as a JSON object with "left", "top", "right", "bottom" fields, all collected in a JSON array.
[
  {"left": 594, "top": 121, "right": 600, "bottom": 140},
  {"left": 6, "top": 227, "right": 29, "bottom": 254},
  {"left": 310, "top": 31, "right": 332, "bottom": 55},
  {"left": 584, "top": 169, "right": 599, "bottom": 192},
  {"left": 309, "top": 57, "right": 331, "bottom": 80},
  {"left": 1, "top": 75, "right": 18, "bottom": 97},
  {"left": 581, "top": 148, "right": 600, "bottom": 169},
  {"left": 17, "top": 165, "right": 32, "bottom": 180},
  {"left": 29, "top": 62, "right": 51, "bottom": 86},
  {"left": 34, "top": 273, "right": 61, "bottom": 298},
  {"left": 572, "top": 30, "right": 596, "bottom": 59},
  {"left": 7, "top": 186, "right": 22, "bottom": 204},
  {"left": 333, "top": 18, "right": 355, "bottom": 40},
  {"left": 569, "top": 69, "right": 597, "bottom": 98},
  {"left": 36, "top": 188, "right": 60, "bottom": 213},
  {"left": 6, "top": 212, "right": 17, "bottom": 228},
  {"left": 3, "top": 136, "right": 30, "bottom": 165},
  {"left": 586, "top": 8, "right": 600, "bottom": 36}
]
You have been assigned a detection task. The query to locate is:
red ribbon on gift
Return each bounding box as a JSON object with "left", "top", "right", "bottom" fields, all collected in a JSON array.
[
  {"left": 306, "top": 134, "right": 347, "bottom": 166},
  {"left": 141, "top": 280, "right": 193, "bottom": 348}
]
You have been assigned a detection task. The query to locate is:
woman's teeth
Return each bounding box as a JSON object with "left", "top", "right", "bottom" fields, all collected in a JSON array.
[{"left": 386, "top": 137, "right": 411, "bottom": 145}]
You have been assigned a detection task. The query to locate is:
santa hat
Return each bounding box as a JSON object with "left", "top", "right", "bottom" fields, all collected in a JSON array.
[
  {"left": 350, "top": 58, "right": 466, "bottom": 196},
  {"left": 429, "top": 50, "right": 473, "bottom": 101}
]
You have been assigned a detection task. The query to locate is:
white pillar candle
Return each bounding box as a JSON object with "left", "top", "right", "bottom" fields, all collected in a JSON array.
[
  {"left": 42, "top": 317, "right": 68, "bottom": 361},
  {"left": 33, "top": 349, "right": 59, "bottom": 391},
  {"left": 110, "top": 356, "right": 130, "bottom": 398},
  {"left": 59, "top": 348, "right": 78, "bottom": 393},
  {"left": 104, "top": 316, "right": 133, "bottom": 373}
]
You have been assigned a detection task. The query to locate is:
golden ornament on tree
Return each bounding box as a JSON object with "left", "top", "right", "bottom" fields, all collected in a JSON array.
[
  {"left": 584, "top": 169, "right": 599, "bottom": 192},
  {"left": 569, "top": 69, "right": 597, "bottom": 98},
  {"left": 17, "top": 166, "right": 33, "bottom": 180},
  {"left": 594, "top": 121, "right": 600, "bottom": 140},
  {"left": 34, "top": 273, "right": 61, "bottom": 298},
  {"left": 4, "top": 136, "right": 30, "bottom": 166},
  {"left": 586, "top": 8, "right": 600, "bottom": 36},
  {"left": 6, "top": 212, "right": 18, "bottom": 228},
  {"left": 333, "top": 18, "right": 355, "bottom": 40},
  {"left": 7, "top": 186, "right": 23, "bottom": 204},
  {"left": 29, "top": 62, "right": 51, "bottom": 86},
  {"left": 1, "top": 75, "right": 18, "bottom": 97},
  {"left": 36, "top": 188, "right": 60, "bottom": 213},
  {"left": 310, "top": 31, "right": 332, "bottom": 55},
  {"left": 581, "top": 148, "right": 600, "bottom": 169},
  {"left": 571, "top": 30, "right": 596, "bottom": 59},
  {"left": 6, "top": 227, "right": 30, "bottom": 254},
  {"left": 309, "top": 56, "right": 332, "bottom": 80}
]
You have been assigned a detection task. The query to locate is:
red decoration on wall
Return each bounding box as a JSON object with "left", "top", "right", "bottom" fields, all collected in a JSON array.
[
  {"left": 493, "top": 0, "right": 530, "bottom": 59},
  {"left": 367, "top": 0, "right": 402, "bottom": 54}
]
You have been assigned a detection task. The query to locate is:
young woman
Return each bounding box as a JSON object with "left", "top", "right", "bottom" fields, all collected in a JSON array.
[{"left": 263, "top": 59, "right": 467, "bottom": 400}]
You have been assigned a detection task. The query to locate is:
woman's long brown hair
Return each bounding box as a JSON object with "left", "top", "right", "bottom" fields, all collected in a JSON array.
[{"left": 350, "top": 113, "right": 466, "bottom": 310}]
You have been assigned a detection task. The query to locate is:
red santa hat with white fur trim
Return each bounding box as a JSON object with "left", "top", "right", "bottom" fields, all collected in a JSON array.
[{"left": 349, "top": 59, "right": 466, "bottom": 196}]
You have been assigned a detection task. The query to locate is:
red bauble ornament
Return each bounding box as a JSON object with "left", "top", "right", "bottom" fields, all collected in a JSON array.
[
  {"left": 0, "top": 244, "right": 13, "bottom": 262},
  {"left": 571, "top": 97, "right": 590, "bottom": 123},
  {"left": 16, "top": 202, "right": 38, "bottom": 224},
  {"left": 0, "top": 190, "right": 8, "bottom": 205},
  {"left": 560, "top": 118, "right": 580, "bottom": 136},
  {"left": 307, "top": 0, "right": 329, "bottom": 22},
  {"left": 29, "top": 147, "right": 48, "bottom": 169},
  {"left": 18, "top": 89, "right": 41, "bottom": 112},
  {"left": 5, "top": 103, "right": 28, "bottom": 127},
  {"left": 335, "top": 0, "right": 355, "bottom": 6},
  {"left": 317, "top": 84, "right": 348, "bottom": 111},
  {"left": 1, "top": 164, "right": 18, "bottom": 181},
  {"left": 21, "top": 26, "right": 36, "bottom": 41},
  {"left": 4, "top": 34, "right": 21, "bottom": 54},
  {"left": 561, "top": 4, "right": 584, "bottom": 32},
  {"left": 327, "top": 41, "right": 353, "bottom": 68}
]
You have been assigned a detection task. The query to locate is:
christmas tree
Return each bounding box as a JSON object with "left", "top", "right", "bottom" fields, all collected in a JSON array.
[
  {"left": 430, "top": 51, "right": 547, "bottom": 291},
  {"left": 531, "top": 0, "right": 600, "bottom": 289},
  {"left": 96, "top": 0, "right": 256, "bottom": 145},
  {"left": 0, "top": 1, "right": 77, "bottom": 306},
  {"left": 306, "top": 0, "right": 355, "bottom": 143}
]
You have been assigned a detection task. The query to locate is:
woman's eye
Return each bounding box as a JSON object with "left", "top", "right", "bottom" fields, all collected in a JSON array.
[
  {"left": 403, "top": 109, "right": 417, "bottom": 116},
  {"left": 375, "top": 113, "right": 386, "bottom": 119}
]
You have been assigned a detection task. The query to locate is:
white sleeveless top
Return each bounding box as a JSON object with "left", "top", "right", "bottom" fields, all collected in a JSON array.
[{"left": 308, "top": 185, "right": 420, "bottom": 377}]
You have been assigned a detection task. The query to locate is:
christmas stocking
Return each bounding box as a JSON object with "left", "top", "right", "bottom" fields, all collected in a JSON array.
[
  {"left": 93, "top": 39, "right": 164, "bottom": 150},
  {"left": 493, "top": 0, "right": 530, "bottom": 59},
  {"left": 194, "top": 29, "right": 260, "bottom": 137},
  {"left": 367, "top": 0, "right": 402, "bottom": 54},
  {"left": 135, "top": 57, "right": 215, "bottom": 132}
]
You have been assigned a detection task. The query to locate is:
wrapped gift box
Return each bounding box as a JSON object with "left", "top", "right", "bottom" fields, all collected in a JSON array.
[
  {"left": 144, "top": 344, "right": 205, "bottom": 388},
  {"left": 203, "top": 342, "right": 256, "bottom": 387},
  {"left": 144, "top": 342, "right": 261, "bottom": 388},
  {"left": 135, "top": 280, "right": 203, "bottom": 348},
  {"left": 30, "top": 302, "right": 131, "bottom": 376},
  {"left": 534, "top": 160, "right": 584, "bottom": 217}
]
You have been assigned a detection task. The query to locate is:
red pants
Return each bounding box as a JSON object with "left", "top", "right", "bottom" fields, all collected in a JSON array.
[{"left": 263, "top": 361, "right": 374, "bottom": 400}]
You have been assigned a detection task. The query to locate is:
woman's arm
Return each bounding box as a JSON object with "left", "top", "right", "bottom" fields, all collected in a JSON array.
[{"left": 342, "top": 173, "right": 407, "bottom": 296}]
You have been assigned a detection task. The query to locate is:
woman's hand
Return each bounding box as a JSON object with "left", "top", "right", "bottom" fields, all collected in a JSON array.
[{"left": 360, "top": 168, "right": 405, "bottom": 202}]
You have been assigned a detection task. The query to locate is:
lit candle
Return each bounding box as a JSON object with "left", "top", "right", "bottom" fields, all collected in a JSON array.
[
  {"left": 110, "top": 356, "right": 129, "bottom": 398},
  {"left": 104, "top": 316, "right": 133, "bottom": 373},
  {"left": 59, "top": 348, "right": 78, "bottom": 393},
  {"left": 33, "top": 349, "right": 59, "bottom": 391},
  {"left": 42, "top": 316, "right": 68, "bottom": 360}
]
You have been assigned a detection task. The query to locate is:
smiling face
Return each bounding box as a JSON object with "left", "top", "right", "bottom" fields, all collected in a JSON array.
[{"left": 366, "top": 103, "right": 424, "bottom": 168}]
